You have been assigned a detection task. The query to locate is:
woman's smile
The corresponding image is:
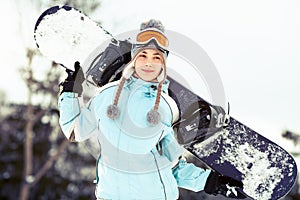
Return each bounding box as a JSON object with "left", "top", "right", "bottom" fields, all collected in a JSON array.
[{"left": 142, "top": 69, "right": 154, "bottom": 73}]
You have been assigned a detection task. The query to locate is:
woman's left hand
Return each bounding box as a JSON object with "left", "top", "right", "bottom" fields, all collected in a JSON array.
[{"left": 204, "top": 171, "right": 247, "bottom": 199}]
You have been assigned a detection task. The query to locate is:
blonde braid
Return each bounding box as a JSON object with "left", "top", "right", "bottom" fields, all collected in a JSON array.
[
  {"left": 113, "top": 77, "right": 126, "bottom": 106},
  {"left": 154, "top": 82, "right": 163, "bottom": 111},
  {"left": 106, "top": 77, "right": 126, "bottom": 119},
  {"left": 146, "top": 81, "right": 164, "bottom": 126}
]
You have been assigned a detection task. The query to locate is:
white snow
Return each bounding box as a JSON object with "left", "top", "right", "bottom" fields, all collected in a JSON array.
[
  {"left": 34, "top": 6, "right": 110, "bottom": 70},
  {"left": 193, "top": 131, "right": 222, "bottom": 157}
]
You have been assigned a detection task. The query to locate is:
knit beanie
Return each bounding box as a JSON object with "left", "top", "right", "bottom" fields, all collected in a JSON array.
[{"left": 107, "top": 19, "right": 169, "bottom": 126}]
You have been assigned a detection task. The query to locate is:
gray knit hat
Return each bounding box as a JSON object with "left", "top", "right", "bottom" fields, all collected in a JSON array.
[
  {"left": 131, "top": 19, "right": 169, "bottom": 59},
  {"left": 107, "top": 19, "right": 169, "bottom": 126}
]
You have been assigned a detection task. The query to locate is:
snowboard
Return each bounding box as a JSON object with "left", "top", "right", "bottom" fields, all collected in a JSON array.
[
  {"left": 34, "top": 5, "right": 298, "bottom": 200},
  {"left": 169, "top": 77, "right": 297, "bottom": 200}
]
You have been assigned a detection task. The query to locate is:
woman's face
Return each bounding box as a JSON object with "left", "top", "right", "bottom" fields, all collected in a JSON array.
[{"left": 134, "top": 49, "right": 164, "bottom": 82}]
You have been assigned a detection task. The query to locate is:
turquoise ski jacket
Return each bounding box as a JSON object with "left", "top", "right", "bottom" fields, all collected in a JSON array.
[{"left": 58, "top": 77, "right": 211, "bottom": 200}]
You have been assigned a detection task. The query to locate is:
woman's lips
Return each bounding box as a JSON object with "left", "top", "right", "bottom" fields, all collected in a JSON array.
[{"left": 142, "top": 69, "right": 154, "bottom": 73}]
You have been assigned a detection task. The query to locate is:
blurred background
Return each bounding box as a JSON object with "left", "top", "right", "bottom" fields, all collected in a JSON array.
[{"left": 0, "top": 0, "right": 299, "bottom": 199}]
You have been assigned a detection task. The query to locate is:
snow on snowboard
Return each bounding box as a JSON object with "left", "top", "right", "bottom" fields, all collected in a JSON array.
[{"left": 34, "top": 5, "right": 297, "bottom": 200}]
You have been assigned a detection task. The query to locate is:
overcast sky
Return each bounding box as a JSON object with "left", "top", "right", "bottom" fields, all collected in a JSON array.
[{"left": 0, "top": 0, "right": 299, "bottom": 152}]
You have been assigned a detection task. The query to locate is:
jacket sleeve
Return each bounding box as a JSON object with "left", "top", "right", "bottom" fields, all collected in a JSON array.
[
  {"left": 58, "top": 92, "right": 98, "bottom": 142},
  {"left": 172, "top": 159, "right": 211, "bottom": 192},
  {"left": 160, "top": 126, "right": 211, "bottom": 192}
]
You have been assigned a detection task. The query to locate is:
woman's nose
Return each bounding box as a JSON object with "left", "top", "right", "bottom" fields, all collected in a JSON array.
[{"left": 145, "top": 62, "right": 152, "bottom": 67}]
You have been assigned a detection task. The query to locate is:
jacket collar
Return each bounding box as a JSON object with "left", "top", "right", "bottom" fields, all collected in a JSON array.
[{"left": 125, "top": 76, "right": 169, "bottom": 94}]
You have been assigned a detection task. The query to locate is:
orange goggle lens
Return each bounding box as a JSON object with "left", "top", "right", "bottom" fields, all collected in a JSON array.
[{"left": 136, "top": 30, "right": 169, "bottom": 48}]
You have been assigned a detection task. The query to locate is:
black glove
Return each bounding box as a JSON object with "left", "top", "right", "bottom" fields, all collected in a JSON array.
[
  {"left": 204, "top": 171, "right": 247, "bottom": 199},
  {"left": 60, "top": 61, "right": 85, "bottom": 95}
]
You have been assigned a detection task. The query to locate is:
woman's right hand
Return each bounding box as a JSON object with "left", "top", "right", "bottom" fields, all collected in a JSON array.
[{"left": 59, "top": 61, "right": 85, "bottom": 95}]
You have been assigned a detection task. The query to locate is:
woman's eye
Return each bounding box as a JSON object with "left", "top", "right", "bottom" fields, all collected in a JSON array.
[{"left": 154, "top": 56, "right": 161, "bottom": 60}]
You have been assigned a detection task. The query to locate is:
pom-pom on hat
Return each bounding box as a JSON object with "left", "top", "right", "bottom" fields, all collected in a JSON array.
[{"left": 107, "top": 19, "right": 169, "bottom": 126}]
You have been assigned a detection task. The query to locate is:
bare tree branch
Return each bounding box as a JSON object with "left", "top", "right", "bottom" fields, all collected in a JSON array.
[{"left": 30, "top": 139, "right": 69, "bottom": 186}]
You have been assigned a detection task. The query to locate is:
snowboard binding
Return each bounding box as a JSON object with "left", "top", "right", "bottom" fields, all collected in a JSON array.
[
  {"left": 172, "top": 100, "right": 230, "bottom": 145},
  {"left": 86, "top": 39, "right": 132, "bottom": 87}
]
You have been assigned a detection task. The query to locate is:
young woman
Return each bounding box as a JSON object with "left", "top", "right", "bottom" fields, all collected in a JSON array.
[{"left": 58, "top": 19, "right": 244, "bottom": 200}]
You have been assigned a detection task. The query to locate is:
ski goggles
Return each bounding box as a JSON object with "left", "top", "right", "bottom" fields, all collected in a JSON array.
[
  {"left": 133, "top": 39, "right": 169, "bottom": 57},
  {"left": 134, "top": 30, "right": 169, "bottom": 57},
  {"left": 136, "top": 30, "right": 169, "bottom": 49}
]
